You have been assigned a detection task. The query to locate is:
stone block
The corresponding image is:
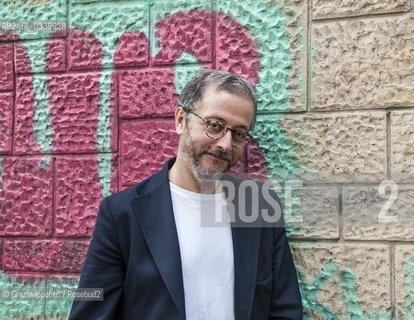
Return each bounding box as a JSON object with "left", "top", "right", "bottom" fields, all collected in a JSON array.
[
  {"left": 118, "top": 69, "right": 177, "bottom": 119},
  {"left": 216, "top": 0, "right": 307, "bottom": 112},
  {"left": 343, "top": 184, "right": 414, "bottom": 240},
  {"left": 0, "top": 93, "right": 13, "bottom": 154},
  {"left": 0, "top": 157, "right": 53, "bottom": 236},
  {"left": 3, "top": 240, "right": 89, "bottom": 273},
  {"left": 120, "top": 120, "right": 178, "bottom": 187},
  {"left": 14, "top": 75, "right": 51, "bottom": 154},
  {"left": 313, "top": 0, "right": 410, "bottom": 19},
  {"left": 46, "top": 275, "right": 80, "bottom": 320},
  {"left": 46, "top": 73, "right": 103, "bottom": 153},
  {"left": 395, "top": 245, "right": 414, "bottom": 319},
  {"left": 254, "top": 112, "right": 387, "bottom": 183},
  {"left": 67, "top": 28, "right": 103, "bottom": 71},
  {"left": 114, "top": 30, "right": 149, "bottom": 67},
  {"left": 312, "top": 13, "right": 414, "bottom": 110},
  {"left": 285, "top": 185, "right": 339, "bottom": 239},
  {"left": 246, "top": 139, "right": 269, "bottom": 180},
  {"left": 153, "top": 8, "right": 213, "bottom": 65},
  {"left": 70, "top": 2, "right": 148, "bottom": 68},
  {"left": 46, "top": 39, "right": 66, "bottom": 72},
  {"left": 215, "top": 11, "right": 259, "bottom": 84},
  {"left": 15, "top": 40, "right": 65, "bottom": 74},
  {"left": 55, "top": 157, "right": 103, "bottom": 237},
  {"left": 292, "top": 244, "right": 391, "bottom": 318},
  {"left": 391, "top": 111, "right": 414, "bottom": 182},
  {"left": 0, "top": 273, "right": 46, "bottom": 319},
  {"left": 0, "top": 44, "right": 13, "bottom": 91}
]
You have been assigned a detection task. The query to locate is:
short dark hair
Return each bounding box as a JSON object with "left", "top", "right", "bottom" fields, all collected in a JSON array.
[{"left": 178, "top": 70, "right": 257, "bottom": 129}]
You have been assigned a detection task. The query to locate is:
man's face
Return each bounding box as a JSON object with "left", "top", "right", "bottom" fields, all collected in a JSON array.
[{"left": 176, "top": 87, "right": 254, "bottom": 181}]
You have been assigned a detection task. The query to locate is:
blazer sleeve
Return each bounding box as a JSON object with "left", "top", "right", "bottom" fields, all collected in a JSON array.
[
  {"left": 69, "top": 198, "right": 125, "bottom": 320},
  {"left": 270, "top": 226, "right": 303, "bottom": 320}
]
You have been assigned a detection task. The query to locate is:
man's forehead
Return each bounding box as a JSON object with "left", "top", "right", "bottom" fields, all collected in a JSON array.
[{"left": 199, "top": 86, "right": 254, "bottom": 105}]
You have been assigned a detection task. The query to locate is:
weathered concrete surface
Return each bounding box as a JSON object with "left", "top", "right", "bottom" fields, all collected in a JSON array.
[
  {"left": 391, "top": 111, "right": 414, "bottom": 183},
  {"left": 293, "top": 244, "right": 391, "bottom": 318},
  {"left": 0, "top": 44, "right": 14, "bottom": 91},
  {"left": 46, "top": 275, "right": 80, "bottom": 320},
  {"left": 313, "top": 0, "right": 410, "bottom": 19},
  {"left": 55, "top": 157, "right": 103, "bottom": 237},
  {"left": 286, "top": 186, "right": 339, "bottom": 239},
  {"left": 312, "top": 13, "right": 414, "bottom": 110},
  {"left": 255, "top": 112, "right": 387, "bottom": 182},
  {"left": 0, "top": 157, "right": 53, "bottom": 236},
  {"left": 120, "top": 120, "right": 179, "bottom": 188},
  {"left": 15, "top": 40, "right": 66, "bottom": 74},
  {"left": 217, "top": 0, "right": 307, "bottom": 112},
  {"left": 118, "top": 69, "right": 177, "bottom": 119},
  {"left": 3, "top": 240, "right": 89, "bottom": 273},
  {"left": 0, "top": 93, "right": 13, "bottom": 153},
  {"left": 395, "top": 245, "right": 414, "bottom": 319},
  {"left": 343, "top": 184, "right": 414, "bottom": 240}
]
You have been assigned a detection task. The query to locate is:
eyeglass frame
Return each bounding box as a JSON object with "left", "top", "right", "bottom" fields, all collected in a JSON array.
[{"left": 181, "top": 107, "right": 253, "bottom": 148}]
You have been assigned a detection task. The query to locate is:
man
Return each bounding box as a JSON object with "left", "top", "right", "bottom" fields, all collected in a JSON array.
[{"left": 69, "top": 70, "right": 302, "bottom": 319}]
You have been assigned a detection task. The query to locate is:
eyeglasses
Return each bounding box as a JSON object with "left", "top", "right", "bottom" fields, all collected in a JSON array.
[{"left": 183, "top": 108, "right": 252, "bottom": 148}]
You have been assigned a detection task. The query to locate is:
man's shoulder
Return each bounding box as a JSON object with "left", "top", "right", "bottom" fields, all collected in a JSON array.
[{"left": 104, "top": 163, "right": 170, "bottom": 209}]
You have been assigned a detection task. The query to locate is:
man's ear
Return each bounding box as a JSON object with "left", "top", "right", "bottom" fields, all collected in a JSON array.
[{"left": 175, "top": 107, "right": 186, "bottom": 135}]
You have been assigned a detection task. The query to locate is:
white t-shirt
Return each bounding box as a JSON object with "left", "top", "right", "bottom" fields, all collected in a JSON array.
[{"left": 170, "top": 182, "right": 235, "bottom": 320}]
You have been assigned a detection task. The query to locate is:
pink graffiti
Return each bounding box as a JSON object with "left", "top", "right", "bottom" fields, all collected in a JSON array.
[{"left": 0, "top": 10, "right": 265, "bottom": 277}]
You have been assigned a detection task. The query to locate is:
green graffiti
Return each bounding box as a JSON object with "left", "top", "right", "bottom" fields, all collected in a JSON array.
[
  {"left": 21, "top": 41, "right": 54, "bottom": 158},
  {"left": 216, "top": 0, "right": 294, "bottom": 113},
  {"left": 297, "top": 262, "right": 340, "bottom": 319},
  {"left": 70, "top": 2, "right": 149, "bottom": 197},
  {"left": 216, "top": 0, "right": 301, "bottom": 180},
  {"left": 174, "top": 54, "right": 203, "bottom": 95},
  {"left": 97, "top": 72, "right": 113, "bottom": 198},
  {"left": 0, "top": 0, "right": 66, "bottom": 40},
  {"left": 297, "top": 261, "right": 392, "bottom": 319},
  {"left": 151, "top": 0, "right": 211, "bottom": 62},
  {"left": 2, "top": 0, "right": 302, "bottom": 318},
  {"left": 0, "top": 271, "right": 79, "bottom": 319},
  {"left": 97, "top": 153, "right": 112, "bottom": 198}
]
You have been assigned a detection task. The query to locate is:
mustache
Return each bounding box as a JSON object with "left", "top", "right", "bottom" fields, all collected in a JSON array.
[{"left": 202, "top": 148, "right": 233, "bottom": 162}]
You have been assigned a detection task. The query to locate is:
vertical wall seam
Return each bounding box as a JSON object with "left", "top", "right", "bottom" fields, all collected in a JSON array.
[
  {"left": 390, "top": 244, "right": 396, "bottom": 319},
  {"left": 306, "top": 0, "right": 312, "bottom": 112},
  {"left": 52, "top": 156, "right": 56, "bottom": 238},
  {"left": 338, "top": 184, "right": 344, "bottom": 243},
  {"left": 11, "top": 42, "right": 16, "bottom": 156},
  {"left": 387, "top": 111, "right": 391, "bottom": 180}
]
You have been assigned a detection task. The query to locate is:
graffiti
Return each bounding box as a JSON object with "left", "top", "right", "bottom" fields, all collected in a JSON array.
[
  {"left": 297, "top": 262, "right": 391, "bottom": 319},
  {"left": 0, "top": 2, "right": 282, "bottom": 316}
]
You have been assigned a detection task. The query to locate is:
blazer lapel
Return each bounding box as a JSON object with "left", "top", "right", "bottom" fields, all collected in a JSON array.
[
  {"left": 131, "top": 174, "right": 185, "bottom": 320},
  {"left": 228, "top": 176, "right": 262, "bottom": 320}
]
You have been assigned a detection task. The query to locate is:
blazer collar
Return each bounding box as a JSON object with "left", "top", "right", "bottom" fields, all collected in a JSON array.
[
  {"left": 131, "top": 158, "right": 186, "bottom": 319},
  {"left": 131, "top": 159, "right": 261, "bottom": 320}
]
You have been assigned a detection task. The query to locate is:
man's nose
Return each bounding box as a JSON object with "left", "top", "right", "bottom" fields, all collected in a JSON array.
[{"left": 215, "top": 129, "right": 233, "bottom": 151}]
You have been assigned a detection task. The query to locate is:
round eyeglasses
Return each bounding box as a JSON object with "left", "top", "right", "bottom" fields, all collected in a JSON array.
[{"left": 183, "top": 108, "right": 252, "bottom": 148}]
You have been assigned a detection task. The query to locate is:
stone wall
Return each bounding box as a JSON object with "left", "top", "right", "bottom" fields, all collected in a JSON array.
[{"left": 0, "top": 0, "right": 413, "bottom": 318}]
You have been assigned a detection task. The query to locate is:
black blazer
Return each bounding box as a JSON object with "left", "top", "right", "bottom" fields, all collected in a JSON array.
[{"left": 69, "top": 159, "right": 302, "bottom": 320}]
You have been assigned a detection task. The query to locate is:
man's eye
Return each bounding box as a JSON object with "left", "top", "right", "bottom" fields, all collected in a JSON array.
[
  {"left": 234, "top": 130, "right": 247, "bottom": 139},
  {"left": 208, "top": 122, "right": 224, "bottom": 132}
]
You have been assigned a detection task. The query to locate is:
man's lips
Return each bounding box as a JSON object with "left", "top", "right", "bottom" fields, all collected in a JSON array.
[{"left": 204, "top": 150, "right": 233, "bottom": 163}]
